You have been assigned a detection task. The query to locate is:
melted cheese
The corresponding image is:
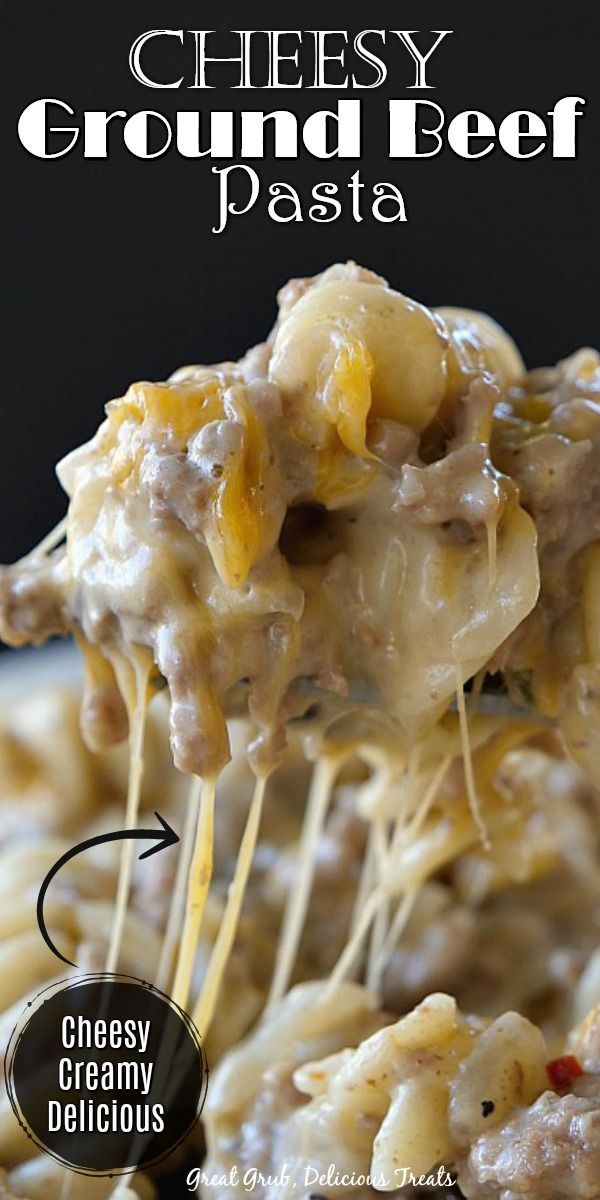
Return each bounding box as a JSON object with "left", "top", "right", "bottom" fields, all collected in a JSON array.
[
  {"left": 155, "top": 776, "right": 201, "bottom": 993},
  {"left": 194, "top": 771, "right": 267, "bottom": 1038},
  {"left": 268, "top": 755, "right": 340, "bottom": 1007},
  {"left": 5, "top": 260, "right": 599, "bottom": 1128},
  {"left": 105, "top": 652, "right": 151, "bottom": 975},
  {"left": 172, "top": 776, "right": 216, "bottom": 1012}
]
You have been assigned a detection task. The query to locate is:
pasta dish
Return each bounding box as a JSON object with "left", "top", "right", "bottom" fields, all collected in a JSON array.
[{"left": 0, "top": 261, "right": 599, "bottom": 1199}]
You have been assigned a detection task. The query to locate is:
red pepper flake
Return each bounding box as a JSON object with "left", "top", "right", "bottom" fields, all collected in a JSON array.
[{"left": 546, "top": 1055, "right": 584, "bottom": 1090}]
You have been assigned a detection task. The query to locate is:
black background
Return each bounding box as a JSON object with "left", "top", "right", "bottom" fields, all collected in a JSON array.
[{"left": 2, "top": 2, "right": 599, "bottom": 563}]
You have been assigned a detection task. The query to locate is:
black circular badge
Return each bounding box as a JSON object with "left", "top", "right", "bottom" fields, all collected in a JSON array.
[{"left": 5, "top": 974, "right": 208, "bottom": 1176}]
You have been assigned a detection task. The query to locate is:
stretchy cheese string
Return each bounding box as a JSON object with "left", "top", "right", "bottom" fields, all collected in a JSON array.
[
  {"left": 155, "top": 776, "right": 202, "bottom": 993},
  {"left": 110, "top": 783, "right": 203, "bottom": 1200},
  {"left": 268, "top": 754, "right": 340, "bottom": 1007},
  {"left": 375, "top": 887, "right": 419, "bottom": 979},
  {"left": 172, "top": 775, "right": 216, "bottom": 1012},
  {"left": 345, "top": 816, "right": 378, "bottom": 984},
  {"left": 389, "top": 755, "right": 453, "bottom": 861},
  {"left": 385, "top": 745, "right": 424, "bottom": 867},
  {"left": 105, "top": 654, "right": 151, "bottom": 974},
  {"left": 349, "top": 818, "right": 377, "bottom": 938},
  {"left": 193, "top": 771, "right": 268, "bottom": 1038},
  {"left": 110, "top": 768, "right": 213, "bottom": 1200},
  {"left": 22, "top": 515, "right": 68, "bottom": 563},
  {"left": 111, "top": 785, "right": 217, "bottom": 1198},
  {"left": 454, "top": 660, "right": 490, "bottom": 850},
  {"left": 372, "top": 756, "right": 451, "bottom": 979},
  {"left": 326, "top": 750, "right": 454, "bottom": 996},
  {"left": 468, "top": 666, "right": 486, "bottom": 717},
  {"left": 323, "top": 884, "right": 384, "bottom": 999},
  {"left": 366, "top": 816, "right": 390, "bottom": 995},
  {"left": 373, "top": 754, "right": 452, "bottom": 977}
]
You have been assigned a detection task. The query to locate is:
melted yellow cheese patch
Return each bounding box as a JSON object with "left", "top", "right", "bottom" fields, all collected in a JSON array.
[
  {"left": 322, "top": 337, "right": 375, "bottom": 459},
  {"left": 206, "top": 394, "right": 270, "bottom": 588},
  {"left": 112, "top": 379, "right": 224, "bottom": 443},
  {"left": 108, "top": 379, "right": 272, "bottom": 589}
]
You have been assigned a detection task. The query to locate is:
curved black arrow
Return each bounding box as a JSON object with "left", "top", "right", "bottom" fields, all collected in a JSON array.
[{"left": 37, "top": 812, "right": 180, "bottom": 968}]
